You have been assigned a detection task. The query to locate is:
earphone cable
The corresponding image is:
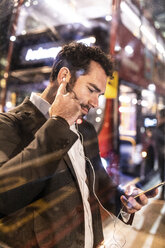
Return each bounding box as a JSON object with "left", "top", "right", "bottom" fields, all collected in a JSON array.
[{"left": 75, "top": 125, "right": 126, "bottom": 248}]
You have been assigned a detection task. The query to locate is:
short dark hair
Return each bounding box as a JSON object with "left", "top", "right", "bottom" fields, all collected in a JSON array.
[{"left": 50, "top": 42, "right": 113, "bottom": 83}]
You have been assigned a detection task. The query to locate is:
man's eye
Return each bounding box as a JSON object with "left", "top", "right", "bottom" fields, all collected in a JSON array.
[{"left": 88, "top": 87, "right": 94, "bottom": 93}]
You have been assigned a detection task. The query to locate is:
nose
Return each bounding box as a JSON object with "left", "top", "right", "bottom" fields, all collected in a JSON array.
[{"left": 90, "top": 95, "right": 99, "bottom": 108}]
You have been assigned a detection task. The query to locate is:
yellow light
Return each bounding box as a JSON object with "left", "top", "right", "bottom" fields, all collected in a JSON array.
[
  {"left": 4, "top": 72, "right": 8, "bottom": 79},
  {"left": 11, "top": 92, "right": 17, "bottom": 105},
  {"left": 142, "top": 151, "right": 147, "bottom": 158},
  {"left": 0, "top": 79, "right": 6, "bottom": 88},
  {"left": 104, "top": 71, "right": 118, "bottom": 99}
]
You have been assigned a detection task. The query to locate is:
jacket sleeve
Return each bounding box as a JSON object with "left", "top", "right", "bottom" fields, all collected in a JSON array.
[
  {"left": 0, "top": 116, "right": 77, "bottom": 216},
  {"left": 94, "top": 148, "right": 134, "bottom": 225}
]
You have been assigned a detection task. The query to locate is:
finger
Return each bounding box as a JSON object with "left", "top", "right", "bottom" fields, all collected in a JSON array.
[
  {"left": 124, "top": 185, "right": 135, "bottom": 196},
  {"left": 120, "top": 196, "right": 136, "bottom": 213},
  {"left": 138, "top": 194, "right": 148, "bottom": 205},
  {"left": 121, "top": 195, "right": 142, "bottom": 213},
  {"left": 66, "top": 92, "right": 81, "bottom": 106},
  {"left": 125, "top": 187, "right": 140, "bottom": 197},
  {"left": 56, "top": 81, "right": 67, "bottom": 96},
  {"left": 67, "top": 91, "right": 77, "bottom": 100},
  {"left": 145, "top": 188, "right": 159, "bottom": 198},
  {"left": 124, "top": 190, "right": 147, "bottom": 206}
]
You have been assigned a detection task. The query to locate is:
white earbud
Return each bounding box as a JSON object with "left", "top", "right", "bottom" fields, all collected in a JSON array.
[{"left": 62, "top": 77, "right": 66, "bottom": 81}]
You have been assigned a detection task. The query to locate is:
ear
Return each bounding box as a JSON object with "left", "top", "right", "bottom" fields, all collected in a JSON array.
[{"left": 57, "top": 67, "right": 71, "bottom": 85}]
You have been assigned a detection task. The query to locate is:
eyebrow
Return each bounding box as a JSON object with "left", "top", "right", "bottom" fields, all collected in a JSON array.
[{"left": 88, "top": 83, "right": 105, "bottom": 95}]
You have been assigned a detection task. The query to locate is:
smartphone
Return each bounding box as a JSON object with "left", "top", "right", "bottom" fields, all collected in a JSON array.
[{"left": 134, "top": 181, "right": 165, "bottom": 199}]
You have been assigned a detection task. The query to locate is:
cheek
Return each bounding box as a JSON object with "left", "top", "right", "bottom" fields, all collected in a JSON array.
[{"left": 74, "top": 87, "right": 89, "bottom": 101}]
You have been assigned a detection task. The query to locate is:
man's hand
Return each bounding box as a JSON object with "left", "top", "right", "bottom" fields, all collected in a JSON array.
[
  {"left": 49, "top": 81, "right": 82, "bottom": 126},
  {"left": 120, "top": 185, "right": 158, "bottom": 214}
]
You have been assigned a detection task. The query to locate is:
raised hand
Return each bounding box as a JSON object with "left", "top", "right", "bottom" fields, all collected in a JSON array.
[
  {"left": 49, "top": 81, "right": 82, "bottom": 126},
  {"left": 120, "top": 185, "right": 158, "bottom": 214}
]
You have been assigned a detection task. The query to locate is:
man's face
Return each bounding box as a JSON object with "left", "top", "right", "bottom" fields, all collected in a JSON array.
[{"left": 71, "top": 60, "right": 107, "bottom": 116}]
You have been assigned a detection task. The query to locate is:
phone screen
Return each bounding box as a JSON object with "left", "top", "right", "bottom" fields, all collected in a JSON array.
[{"left": 134, "top": 181, "right": 165, "bottom": 199}]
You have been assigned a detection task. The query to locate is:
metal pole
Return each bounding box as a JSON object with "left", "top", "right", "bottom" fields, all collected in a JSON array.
[
  {"left": 110, "top": 0, "right": 121, "bottom": 184},
  {"left": 0, "top": 0, "right": 24, "bottom": 112},
  {"left": 110, "top": 0, "right": 121, "bottom": 56}
]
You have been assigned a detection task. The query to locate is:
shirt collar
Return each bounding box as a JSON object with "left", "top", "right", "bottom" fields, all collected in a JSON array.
[{"left": 30, "top": 92, "right": 50, "bottom": 119}]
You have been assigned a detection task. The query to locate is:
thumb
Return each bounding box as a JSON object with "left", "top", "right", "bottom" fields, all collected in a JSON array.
[{"left": 56, "top": 81, "right": 67, "bottom": 96}]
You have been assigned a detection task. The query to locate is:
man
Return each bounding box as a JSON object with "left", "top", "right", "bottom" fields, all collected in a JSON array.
[{"left": 0, "top": 42, "right": 157, "bottom": 248}]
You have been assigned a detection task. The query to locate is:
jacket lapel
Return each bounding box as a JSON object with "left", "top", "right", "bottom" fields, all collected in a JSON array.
[
  {"left": 63, "top": 153, "right": 80, "bottom": 189},
  {"left": 77, "top": 120, "right": 98, "bottom": 159},
  {"left": 77, "top": 120, "right": 99, "bottom": 190}
]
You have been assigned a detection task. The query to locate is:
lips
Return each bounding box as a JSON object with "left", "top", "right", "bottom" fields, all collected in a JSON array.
[
  {"left": 80, "top": 104, "right": 90, "bottom": 115},
  {"left": 81, "top": 107, "right": 89, "bottom": 115}
]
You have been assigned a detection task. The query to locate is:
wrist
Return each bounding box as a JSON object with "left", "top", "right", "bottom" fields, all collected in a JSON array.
[{"left": 49, "top": 115, "right": 69, "bottom": 127}]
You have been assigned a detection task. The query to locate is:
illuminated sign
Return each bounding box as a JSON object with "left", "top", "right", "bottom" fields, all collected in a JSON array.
[
  {"left": 144, "top": 117, "right": 157, "bottom": 127},
  {"left": 25, "top": 46, "right": 62, "bottom": 61},
  {"left": 24, "top": 37, "right": 96, "bottom": 62}
]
